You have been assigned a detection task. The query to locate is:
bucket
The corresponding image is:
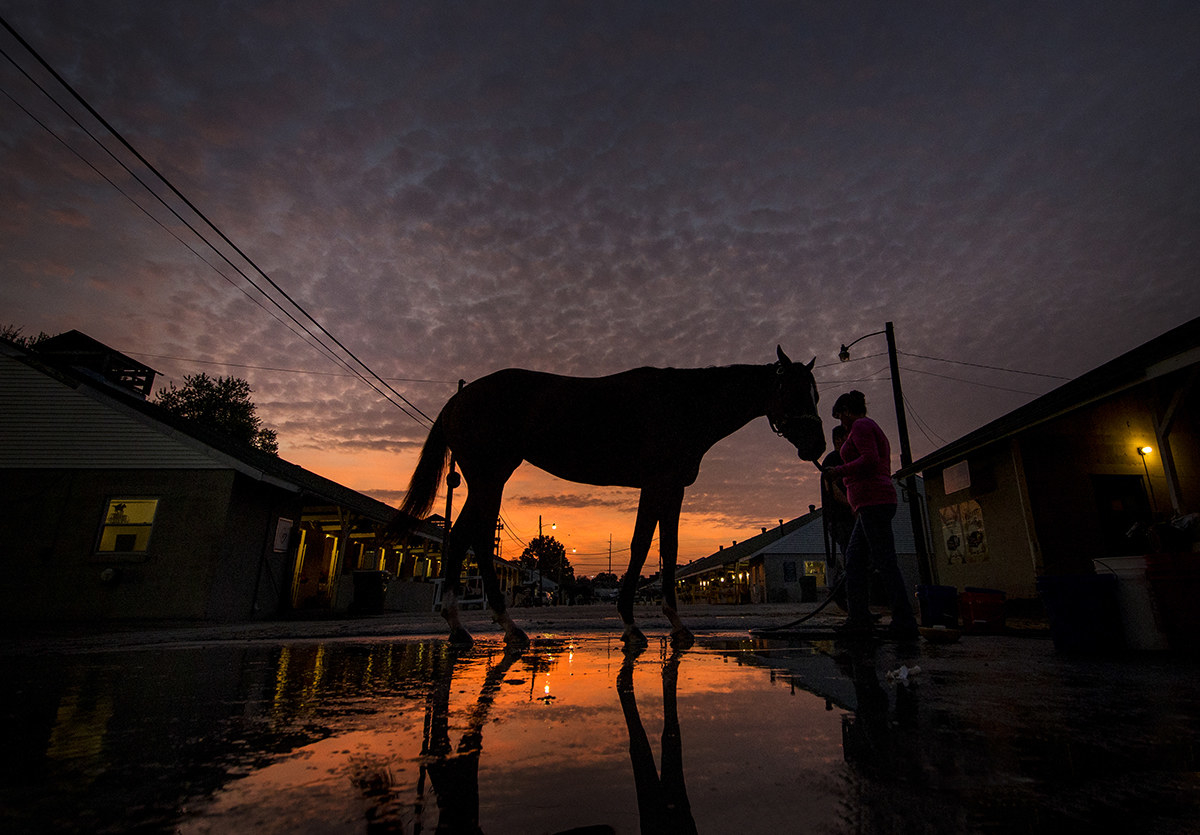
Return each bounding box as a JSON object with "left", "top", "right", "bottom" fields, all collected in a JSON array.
[
  {"left": 1037, "top": 574, "right": 1123, "bottom": 654},
  {"left": 1144, "top": 553, "right": 1200, "bottom": 651},
  {"left": 916, "top": 584, "right": 959, "bottom": 628},
  {"left": 959, "top": 587, "right": 1006, "bottom": 633},
  {"left": 1092, "top": 557, "right": 1169, "bottom": 651}
]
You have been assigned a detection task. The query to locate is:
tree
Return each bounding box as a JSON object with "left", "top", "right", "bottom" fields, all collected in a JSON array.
[
  {"left": 519, "top": 535, "right": 574, "bottom": 584},
  {"left": 592, "top": 571, "right": 620, "bottom": 588},
  {"left": 154, "top": 372, "right": 279, "bottom": 454},
  {"left": 0, "top": 324, "right": 51, "bottom": 348}
]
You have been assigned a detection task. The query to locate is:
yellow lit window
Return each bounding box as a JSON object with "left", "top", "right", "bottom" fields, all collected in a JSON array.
[{"left": 97, "top": 498, "right": 159, "bottom": 553}]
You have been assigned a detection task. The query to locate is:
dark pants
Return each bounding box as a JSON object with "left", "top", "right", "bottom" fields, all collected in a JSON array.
[{"left": 845, "top": 503, "right": 917, "bottom": 626}]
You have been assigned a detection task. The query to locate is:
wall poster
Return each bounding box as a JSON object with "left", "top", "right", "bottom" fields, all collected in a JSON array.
[{"left": 939, "top": 500, "right": 988, "bottom": 564}]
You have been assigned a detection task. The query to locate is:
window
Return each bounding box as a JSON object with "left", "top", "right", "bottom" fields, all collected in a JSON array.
[{"left": 97, "top": 498, "right": 159, "bottom": 553}]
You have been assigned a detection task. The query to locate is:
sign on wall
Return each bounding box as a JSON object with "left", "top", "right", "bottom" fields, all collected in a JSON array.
[
  {"left": 273, "top": 518, "right": 295, "bottom": 552},
  {"left": 943, "top": 460, "right": 971, "bottom": 494}
]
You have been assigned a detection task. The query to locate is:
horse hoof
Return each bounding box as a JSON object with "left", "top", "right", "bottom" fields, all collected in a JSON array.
[
  {"left": 670, "top": 627, "right": 695, "bottom": 650},
  {"left": 447, "top": 627, "right": 474, "bottom": 647},
  {"left": 621, "top": 627, "right": 648, "bottom": 650},
  {"left": 505, "top": 627, "right": 530, "bottom": 649}
]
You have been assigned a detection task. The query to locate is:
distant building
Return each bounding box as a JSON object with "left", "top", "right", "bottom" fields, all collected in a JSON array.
[
  {"left": 677, "top": 491, "right": 923, "bottom": 606},
  {"left": 0, "top": 332, "right": 521, "bottom": 623}
]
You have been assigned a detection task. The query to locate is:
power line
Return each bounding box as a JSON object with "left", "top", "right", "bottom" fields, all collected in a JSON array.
[
  {"left": 1, "top": 26, "right": 408, "bottom": 419},
  {"left": 898, "top": 350, "right": 1070, "bottom": 380},
  {"left": 902, "top": 392, "right": 949, "bottom": 448},
  {"left": 899, "top": 365, "right": 1048, "bottom": 396},
  {"left": 0, "top": 65, "right": 361, "bottom": 379},
  {"left": 1, "top": 14, "right": 434, "bottom": 427}
]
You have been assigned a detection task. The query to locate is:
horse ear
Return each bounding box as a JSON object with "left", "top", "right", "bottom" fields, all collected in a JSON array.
[
  {"left": 806, "top": 357, "right": 816, "bottom": 371},
  {"left": 776, "top": 345, "right": 792, "bottom": 366}
]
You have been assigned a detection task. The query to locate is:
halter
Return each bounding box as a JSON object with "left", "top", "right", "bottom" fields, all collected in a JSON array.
[{"left": 766, "top": 360, "right": 823, "bottom": 442}]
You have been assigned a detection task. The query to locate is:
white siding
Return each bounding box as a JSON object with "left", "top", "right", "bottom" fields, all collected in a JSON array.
[{"left": 2, "top": 355, "right": 228, "bottom": 469}]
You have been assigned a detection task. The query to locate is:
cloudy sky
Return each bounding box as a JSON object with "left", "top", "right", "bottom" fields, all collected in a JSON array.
[{"left": 2, "top": 1, "right": 1197, "bottom": 574}]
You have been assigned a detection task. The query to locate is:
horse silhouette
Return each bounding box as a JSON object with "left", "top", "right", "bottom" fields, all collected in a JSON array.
[{"left": 398, "top": 347, "right": 825, "bottom": 648}]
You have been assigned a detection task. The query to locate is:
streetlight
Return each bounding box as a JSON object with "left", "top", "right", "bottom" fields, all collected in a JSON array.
[{"left": 838, "top": 321, "right": 933, "bottom": 585}]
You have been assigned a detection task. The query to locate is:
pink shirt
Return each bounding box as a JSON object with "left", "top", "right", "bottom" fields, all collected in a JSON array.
[{"left": 829, "top": 417, "right": 896, "bottom": 512}]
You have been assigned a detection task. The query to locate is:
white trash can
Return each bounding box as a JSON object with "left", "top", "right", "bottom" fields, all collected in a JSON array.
[{"left": 1092, "top": 556, "right": 1169, "bottom": 651}]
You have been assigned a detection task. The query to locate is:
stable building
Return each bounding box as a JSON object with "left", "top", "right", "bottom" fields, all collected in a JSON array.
[
  {"left": 896, "top": 316, "right": 1199, "bottom": 602},
  {"left": 1, "top": 332, "right": 454, "bottom": 623}
]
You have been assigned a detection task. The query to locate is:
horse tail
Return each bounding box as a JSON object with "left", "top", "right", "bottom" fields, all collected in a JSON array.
[{"left": 399, "top": 416, "right": 450, "bottom": 522}]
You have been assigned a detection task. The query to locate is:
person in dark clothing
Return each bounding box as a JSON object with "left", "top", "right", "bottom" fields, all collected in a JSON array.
[{"left": 820, "top": 424, "right": 853, "bottom": 610}]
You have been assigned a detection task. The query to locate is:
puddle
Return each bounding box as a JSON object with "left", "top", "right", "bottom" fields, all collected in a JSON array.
[{"left": 2, "top": 633, "right": 1199, "bottom": 833}]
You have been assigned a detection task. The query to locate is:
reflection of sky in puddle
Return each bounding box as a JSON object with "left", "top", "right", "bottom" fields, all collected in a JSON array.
[
  {"left": 179, "top": 638, "right": 845, "bottom": 834},
  {"left": 2, "top": 636, "right": 846, "bottom": 834},
  {"left": 8, "top": 633, "right": 1200, "bottom": 833}
]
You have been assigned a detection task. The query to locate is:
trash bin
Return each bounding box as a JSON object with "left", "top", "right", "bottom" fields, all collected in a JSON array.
[
  {"left": 916, "top": 584, "right": 959, "bottom": 628},
  {"left": 352, "top": 570, "right": 390, "bottom": 615},
  {"left": 1092, "top": 556, "right": 1169, "bottom": 651},
  {"left": 799, "top": 575, "right": 818, "bottom": 603},
  {"left": 1037, "top": 574, "right": 1123, "bottom": 653}
]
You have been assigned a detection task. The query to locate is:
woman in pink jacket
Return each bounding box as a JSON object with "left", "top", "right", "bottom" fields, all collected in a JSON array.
[{"left": 822, "top": 390, "right": 919, "bottom": 639}]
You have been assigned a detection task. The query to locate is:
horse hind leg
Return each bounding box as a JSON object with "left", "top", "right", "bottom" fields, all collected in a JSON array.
[
  {"left": 458, "top": 478, "right": 529, "bottom": 649},
  {"left": 440, "top": 514, "right": 474, "bottom": 647},
  {"left": 477, "top": 535, "right": 529, "bottom": 649}
]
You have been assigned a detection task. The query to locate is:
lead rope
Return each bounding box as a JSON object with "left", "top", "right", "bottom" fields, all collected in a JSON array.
[
  {"left": 752, "top": 575, "right": 846, "bottom": 632},
  {"left": 753, "top": 458, "right": 844, "bottom": 633}
]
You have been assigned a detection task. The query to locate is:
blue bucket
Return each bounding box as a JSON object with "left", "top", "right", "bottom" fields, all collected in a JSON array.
[{"left": 916, "top": 584, "right": 959, "bottom": 628}]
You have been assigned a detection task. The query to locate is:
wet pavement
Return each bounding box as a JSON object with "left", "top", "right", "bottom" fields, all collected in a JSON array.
[{"left": 2, "top": 603, "right": 1199, "bottom": 834}]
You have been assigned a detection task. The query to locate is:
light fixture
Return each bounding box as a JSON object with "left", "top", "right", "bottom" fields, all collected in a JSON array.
[
  {"left": 1138, "top": 446, "right": 1157, "bottom": 508},
  {"left": 838, "top": 345, "right": 851, "bottom": 362}
]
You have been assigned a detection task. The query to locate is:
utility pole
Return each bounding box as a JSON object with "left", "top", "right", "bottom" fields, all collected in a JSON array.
[{"left": 885, "top": 323, "right": 933, "bottom": 586}]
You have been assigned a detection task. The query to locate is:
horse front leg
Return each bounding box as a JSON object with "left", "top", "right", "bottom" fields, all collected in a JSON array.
[
  {"left": 619, "top": 496, "right": 657, "bottom": 649},
  {"left": 656, "top": 486, "right": 694, "bottom": 649}
]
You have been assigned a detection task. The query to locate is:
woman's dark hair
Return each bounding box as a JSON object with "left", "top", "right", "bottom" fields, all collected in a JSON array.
[{"left": 832, "top": 390, "right": 867, "bottom": 418}]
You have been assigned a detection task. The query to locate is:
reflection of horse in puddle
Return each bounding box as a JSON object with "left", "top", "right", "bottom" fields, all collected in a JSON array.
[
  {"left": 416, "top": 646, "right": 523, "bottom": 834},
  {"left": 388, "top": 642, "right": 698, "bottom": 834},
  {"left": 406, "top": 644, "right": 611, "bottom": 835},
  {"left": 396, "top": 349, "right": 825, "bottom": 649},
  {"left": 618, "top": 645, "right": 698, "bottom": 835}
]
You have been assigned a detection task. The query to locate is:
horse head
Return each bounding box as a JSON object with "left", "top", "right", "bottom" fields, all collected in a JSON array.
[{"left": 769, "top": 346, "right": 826, "bottom": 463}]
